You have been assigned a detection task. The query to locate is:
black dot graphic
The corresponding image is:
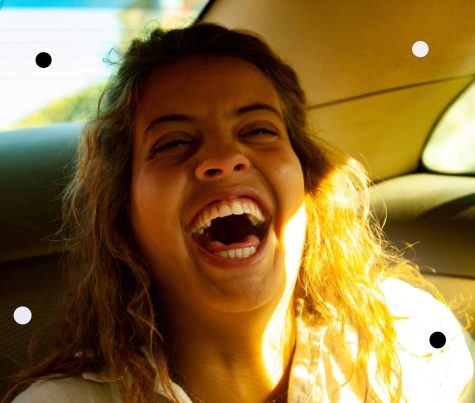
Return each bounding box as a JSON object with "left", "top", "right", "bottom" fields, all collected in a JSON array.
[
  {"left": 429, "top": 331, "right": 446, "bottom": 349},
  {"left": 36, "top": 52, "right": 52, "bottom": 68}
]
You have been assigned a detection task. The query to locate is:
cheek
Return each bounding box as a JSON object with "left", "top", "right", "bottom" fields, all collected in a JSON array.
[
  {"left": 274, "top": 150, "right": 305, "bottom": 196},
  {"left": 130, "top": 170, "right": 181, "bottom": 243},
  {"left": 263, "top": 148, "right": 305, "bottom": 229}
]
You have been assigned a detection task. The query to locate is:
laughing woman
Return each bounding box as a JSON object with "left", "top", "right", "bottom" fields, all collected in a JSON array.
[{"left": 4, "top": 23, "right": 474, "bottom": 403}]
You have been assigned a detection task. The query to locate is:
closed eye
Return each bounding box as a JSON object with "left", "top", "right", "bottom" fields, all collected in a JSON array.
[
  {"left": 247, "top": 128, "right": 279, "bottom": 136},
  {"left": 150, "top": 139, "right": 191, "bottom": 156}
]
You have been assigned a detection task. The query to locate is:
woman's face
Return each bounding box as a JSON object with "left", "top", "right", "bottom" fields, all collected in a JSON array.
[{"left": 130, "top": 55, "right": 305, "bottom": 316}]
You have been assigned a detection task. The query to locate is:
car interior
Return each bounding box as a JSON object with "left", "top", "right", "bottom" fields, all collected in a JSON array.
[{"left": 1, "top": 0, "right": 474, "bottom": 397}]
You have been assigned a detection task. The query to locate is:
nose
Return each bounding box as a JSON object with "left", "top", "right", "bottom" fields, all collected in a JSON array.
[{"left": 195, "top": 143, "right": 251, "bottom": 181}]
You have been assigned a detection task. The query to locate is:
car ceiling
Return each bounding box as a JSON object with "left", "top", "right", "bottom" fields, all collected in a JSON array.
[{"left": 200, "top": 0, "right": 475, "bottom": 180}]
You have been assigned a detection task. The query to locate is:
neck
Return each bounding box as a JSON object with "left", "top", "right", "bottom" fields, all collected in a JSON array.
[{"left": 164, "top": 297, "right": 297, "bottom": 403}]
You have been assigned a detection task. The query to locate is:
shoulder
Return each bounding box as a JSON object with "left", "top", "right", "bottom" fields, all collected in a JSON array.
[
  {"left": 11, "top": 373, "right": 122, "bottom": 403},
  {"left": 379, "top": 277, "right": 470, "bottom": 345},
  {"left": 378, "top": 277, "right": 475, "bottom": 402}
]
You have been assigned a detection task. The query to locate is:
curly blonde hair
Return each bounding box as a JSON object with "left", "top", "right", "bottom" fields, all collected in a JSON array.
[{"left": 3, "top": 22, "right": 472, "bottom": 403}]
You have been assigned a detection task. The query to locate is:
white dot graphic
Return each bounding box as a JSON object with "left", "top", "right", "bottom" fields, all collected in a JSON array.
[
  {"left": 412, "top": 41, "right": 429, "bottom": 57},
  {"left": 14, "top": 306, "right": 32, "bottom": 325}
]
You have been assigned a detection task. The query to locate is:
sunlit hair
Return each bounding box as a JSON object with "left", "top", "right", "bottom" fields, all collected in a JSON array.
[{"left": 3, "top": 23, "right": 472, "bottom": 403}]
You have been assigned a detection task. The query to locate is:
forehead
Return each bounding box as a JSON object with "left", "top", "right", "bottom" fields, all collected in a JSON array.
[{"left": 136, "top": 56, "right": 283, "bottom": 123}]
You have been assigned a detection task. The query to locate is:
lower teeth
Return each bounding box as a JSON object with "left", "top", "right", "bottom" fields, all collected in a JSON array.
[{"left": 213, "top": 246, "right": 257, "bottom": 259}]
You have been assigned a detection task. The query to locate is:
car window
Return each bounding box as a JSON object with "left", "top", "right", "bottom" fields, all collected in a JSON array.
[
  {"left": 422, "top": 80, "right": 475, "bottom": 174},
  {"left": 0, "top": 0, "right": 209, "bottom": 131}
]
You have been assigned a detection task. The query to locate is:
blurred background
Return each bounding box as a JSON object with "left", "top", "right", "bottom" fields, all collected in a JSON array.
[{"left": 0, "top": 0, "right": 209, "bottom": 130}]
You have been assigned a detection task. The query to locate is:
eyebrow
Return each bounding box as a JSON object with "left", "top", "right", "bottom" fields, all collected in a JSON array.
[
  {"left": 142, "top": 103, "right": 284, "bottom": 144},
  {"left": 233, "top": 103, "right": 284, "bottom": 122}
]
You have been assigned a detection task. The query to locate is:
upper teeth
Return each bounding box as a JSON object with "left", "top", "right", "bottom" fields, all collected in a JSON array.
[{"left": 190, "top": 197, "right": 266, "bottom": 236}]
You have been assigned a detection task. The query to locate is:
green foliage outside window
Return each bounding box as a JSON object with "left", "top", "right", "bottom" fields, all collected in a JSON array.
[{"left": 11, "top": 83, "right": 105, "bottom": 128}]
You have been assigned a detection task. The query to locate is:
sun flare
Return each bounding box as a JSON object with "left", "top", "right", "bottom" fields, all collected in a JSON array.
[{"left": 261, "top": 201, "right": 307, "bottom": 385}]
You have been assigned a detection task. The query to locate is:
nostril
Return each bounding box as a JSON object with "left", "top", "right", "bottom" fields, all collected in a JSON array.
[
  {"left": 234, "top": 163, "right": 246, "bottom": 171},
  {"left": 205, "top": 168, "right": 221, "bottom": 177}
]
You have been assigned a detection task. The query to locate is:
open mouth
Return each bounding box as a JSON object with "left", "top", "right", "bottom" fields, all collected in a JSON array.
[
  {"left": 190, "top": 213, "right": 270, "bottom": 259},
  {"left": 191, "top": 198, "right": 270, "bottom": 259}
]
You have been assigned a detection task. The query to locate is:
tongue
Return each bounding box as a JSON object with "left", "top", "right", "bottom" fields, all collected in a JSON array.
[{"left": 204, "top": 234, "right": 260, "bottom": 252}]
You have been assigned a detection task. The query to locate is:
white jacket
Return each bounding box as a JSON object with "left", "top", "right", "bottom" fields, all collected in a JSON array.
[{"left": 12, "top": 278, "right": 475, "bottom": 402}]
